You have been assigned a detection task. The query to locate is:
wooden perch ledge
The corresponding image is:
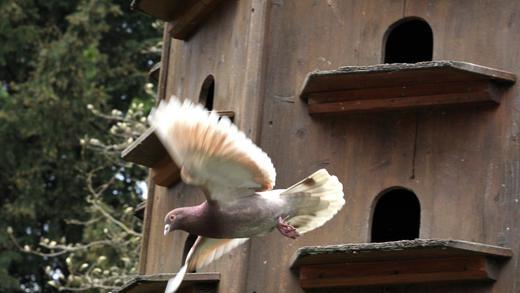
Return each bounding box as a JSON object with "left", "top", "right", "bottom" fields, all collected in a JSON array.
[
  {"left": 121, "top": 110, "right": 234, "bottom": 187},
  {"left": 299, "top": 61, "right": 516, "bottom": 115},
  {"left": 131, "top": 0, "right": 223, "bottom": 40},
  {"left": 133, "top": 201, "right": 147, "bottom": 221},
  {"left": 115, "top": 273, "right": 220, "bottom": 293},
  {"left": 290, "top": 239, "right": 512, "bottom": 289}
]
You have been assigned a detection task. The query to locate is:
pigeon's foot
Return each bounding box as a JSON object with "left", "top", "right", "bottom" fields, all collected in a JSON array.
[{"left": 276, "top": 216, "right": 300, "bottom": 239}]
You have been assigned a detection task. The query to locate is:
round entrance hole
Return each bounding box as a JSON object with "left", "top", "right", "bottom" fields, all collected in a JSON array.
[
  {"left": 384, "top": 18, "right": 433, "bottom": 63},
  {"left": 371, "top": 187, "right": 420, "bottom": 242}
]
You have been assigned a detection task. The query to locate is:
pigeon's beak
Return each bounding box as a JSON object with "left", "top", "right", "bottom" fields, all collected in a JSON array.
[{"left": 164, "top": 224, "right": 171, "bottom": 236}]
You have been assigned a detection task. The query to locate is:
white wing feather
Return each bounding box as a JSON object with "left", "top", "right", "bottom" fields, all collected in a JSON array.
[
  {"left": 165, "top": 237, "right": 248, "bottom": 293},
  {"left": 150, "top": 97, "right": 276, "bottom": 201}
]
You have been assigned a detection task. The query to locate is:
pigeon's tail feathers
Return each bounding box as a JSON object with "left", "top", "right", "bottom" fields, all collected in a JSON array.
[
  {"left": 164, "top": 263, "right": 187, "bottom": 293},
  {"left": 281, "top": 169, "right": 345, "bottom": 234}
]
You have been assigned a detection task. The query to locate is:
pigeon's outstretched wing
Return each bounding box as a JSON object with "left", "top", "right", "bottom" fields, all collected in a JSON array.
[
  {"left": 150, "top": 97, "right": 276, "bottom": 201},
  {"left": 164, "top": 237, "right": 248, "bottom": 293}
]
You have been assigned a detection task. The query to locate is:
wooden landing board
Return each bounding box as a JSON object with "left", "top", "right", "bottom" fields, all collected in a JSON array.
[
  {"left": 299, "top": 61, "right": 516, "bottom": 115},
  {"left": 168, "top": 0, "right": 224, "bottom": 40},
  {"left": 133, "top": 200, "right": 147, "bottom": 221},
  {"left": 122, "top": 127, "right": 163, "bottom": 168},
  {"left": 148, "top": 62, "right": 161, "bottom": 82},
  {"left": 290, "top": 239, "right": 512, "bottom": 289},
  {"left": 131, "top": 0, "right": 223, "bottom": 40},
  {"left": 115, "top": 273, "right": 220, "bottom": 293},
  {"left": 130, "top": 0, "right": 182, "bottom": 21},
  {"left": 121, "top": 110, "right": 234, "bottom": 187}
]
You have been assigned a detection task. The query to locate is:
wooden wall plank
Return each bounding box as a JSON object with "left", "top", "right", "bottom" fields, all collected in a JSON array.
[
  {"left": 299, "top": 256, "right": 493, "bottom": 288},
  {"left": 308, "top": 90, "right": 497, "bottom": 115},
  {"left": 138, "top": 23, "right": 173, "bottom": 275}
]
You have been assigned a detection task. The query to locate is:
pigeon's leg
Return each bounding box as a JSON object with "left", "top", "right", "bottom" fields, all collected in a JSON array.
[{"left": 276, "top": 216, "right": 300, "bottom": 239}]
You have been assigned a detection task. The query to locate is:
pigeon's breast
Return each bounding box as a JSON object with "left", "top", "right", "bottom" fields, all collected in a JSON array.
[{"left": 201, "top": 194, "right": 287, "bottom": 238}]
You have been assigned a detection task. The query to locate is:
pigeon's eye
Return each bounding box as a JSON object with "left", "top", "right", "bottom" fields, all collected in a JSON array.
[{"left": 169, "top": 215, "right": 175, "bottom": 221}]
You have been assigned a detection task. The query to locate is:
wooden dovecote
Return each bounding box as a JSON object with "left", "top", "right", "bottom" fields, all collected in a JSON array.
[
  {"left": 300, "top": 61, "right": 516, "bottom": 115},
  {"left": 124, "top": 1, "right": 520, "bottom": 292}
]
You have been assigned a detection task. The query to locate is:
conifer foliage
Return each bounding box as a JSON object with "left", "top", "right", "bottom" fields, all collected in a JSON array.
[{"left": 0, "top": 0, "right": 161, "bottom": 291}]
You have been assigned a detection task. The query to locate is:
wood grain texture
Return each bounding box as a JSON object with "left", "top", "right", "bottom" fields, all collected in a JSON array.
[
  {"left": 292, "top": 240, "right": 511, "bottom": 289},
  {"left": 300, "top": 61, "right": 515, "bottom": 99},
  {"left": 137, "top": 23, "right": 173, "bottom": 276},
  {"left": 132, "top": 0, "right": 222, "bottom": 32},
  {"left": 150, "top": 156, "right": 180, "bottom": 187},
  {"left": 308, "top": 89, "right": 497, "bottom": 115},
  {"left": 168, "top": 0, "right": 224, "bottom": 40},
  {"left": 131, "top": 0, "right": 180, "bottom": 21},
  {"left": 148, "top": 62, "right": 161, "bottom": 82},
  {"left": 134, "top": 200, "right": 147, "bottom": 221},
  {"left": 299, "top": 256, "right": 495, "bottom": 288},
  {"left": 137, "top": 176, "right": 155, "bottom": 275},
  {"left": 290, "top": 239, "right": 512, "bottom": 268},
  {"left": 300, "top": 62, "right": 515, "bottom": 114}
]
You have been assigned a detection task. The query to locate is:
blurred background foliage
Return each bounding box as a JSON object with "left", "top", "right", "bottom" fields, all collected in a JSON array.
[{"left": 0, "top": 0, "right": 161, "bottom": 291}]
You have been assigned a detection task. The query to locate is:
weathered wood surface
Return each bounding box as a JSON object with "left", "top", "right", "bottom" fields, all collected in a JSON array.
[
  {"left": 132, "top": 0, "right": 224, "bottom": 39},
  {"left": 299, "top": 61, "right": 515, "bottom": 114},
  {"left": 150, "top": 156, "right": 180, "bottom": 187},
  {"left": 299, "top": 256, "right": 497, "bottom": 288},
  {"left": 134, "top": 200, "right": 147, "bottom": 220},
  {"left": 301, "top": 61, "right": 515, "bottom": 97},
  {"left": 121, "top": 127, "right": 163, "bottom": 168},
  {"left": 168, "top": 0, "right": 224, "bottom": 40},
  {"left": 120, "top": 126, "right": 180, "bottom": 187},
  {"left": 308, "top": 88, "right": 498, "bottom": 115},
  {"left": 137, "top": 24, "right": 172, "bottom": 275},
  {"left": 115, "top": 273, "right": 219, "bottom": 293},
  {"left": 130, "top": 0, "right": 181, "bottom": 21},
  {"left": 148, "top": 62, "right": 161, "bottom": 82},
  {"left": 292, "top": 240, "right": 511, "bottom": 288},
  {"left": 291, "top": 239, "right": 512, "bottom": 268}
]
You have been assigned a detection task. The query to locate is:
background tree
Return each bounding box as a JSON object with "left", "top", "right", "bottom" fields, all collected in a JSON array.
[
  {"left": 0, "top": 0, "right": 161, "bottom": 291},
  {"left": 9, "top": 101, "right": 149, "bottom": 291}
]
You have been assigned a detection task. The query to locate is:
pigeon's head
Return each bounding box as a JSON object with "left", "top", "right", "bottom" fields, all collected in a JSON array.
[{"left": 163, "top": 209, "right": 182, "bottom": 236}]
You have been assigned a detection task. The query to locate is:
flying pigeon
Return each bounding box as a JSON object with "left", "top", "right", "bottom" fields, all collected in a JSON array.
[{"left": 149, "top": 97, "right": 345, "bottom": 293}]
